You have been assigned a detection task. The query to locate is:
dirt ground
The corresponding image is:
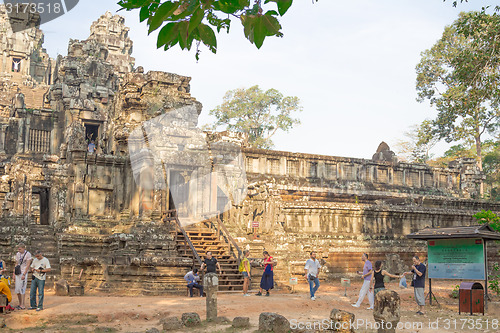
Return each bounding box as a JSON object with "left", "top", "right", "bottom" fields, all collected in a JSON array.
[{"left": 1, "top": 280, "right": 499, "bottom": 332}]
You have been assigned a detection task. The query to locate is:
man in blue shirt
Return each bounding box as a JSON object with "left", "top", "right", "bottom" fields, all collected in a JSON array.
[
  {"left": 184, "top": 269, "right": 203, "bottom": 297},
  {"left": 352, "top": 253, "right": 374, "bottom": 309},
  {"left": 403, "top": 255, "right": 426, "bottom": 315}
]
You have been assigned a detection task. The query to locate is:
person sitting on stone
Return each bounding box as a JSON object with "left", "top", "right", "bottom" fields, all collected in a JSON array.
[
  {"left": 0, "top": 279, "right": 13, "bottom": 311},
  {"left": 184, "top": 268, "right": 203, "bottom": 297}
]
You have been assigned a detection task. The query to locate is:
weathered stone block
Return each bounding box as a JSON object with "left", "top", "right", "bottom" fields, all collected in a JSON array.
[
  {"left": 181, "top": 312, "right": 201, "bottom": 327},
  {"left": 160, "top": 316, "right": 183, "bottom": 330},
  {"left": 232, "top": 316, "right": 250, "bottom": 328},
  {"left": 68, "top": 285, "right": 84, "bottom": 296},
  {"left": 259, "top": 312, "right": 290, "bottom": 333},
  {"left": 216, "top": 316, "right": 231, "bottom": 324},
  {"left": 329, "top": 309, "right": 355, "bottom": 333},
  {"left": 145, "top": 328, "right": 160, "bottom": 333},
  {"left": 55, "top": 279, "right": 69, "bottom": 296},
  {"left": 373, "top": 290, "right": 400, "bottom": 333}
]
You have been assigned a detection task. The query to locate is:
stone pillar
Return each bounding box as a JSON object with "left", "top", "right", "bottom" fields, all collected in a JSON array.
[
  {"left": 204, "top": 272, "right": 218, "bottom": 321},
  {"left": 373, "top": 289, "right": 400, "bottom": 333}
]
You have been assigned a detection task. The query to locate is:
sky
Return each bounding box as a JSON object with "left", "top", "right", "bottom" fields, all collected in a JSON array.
[{"left": 12, "top": 0, "right": 500, "bottom": 159}]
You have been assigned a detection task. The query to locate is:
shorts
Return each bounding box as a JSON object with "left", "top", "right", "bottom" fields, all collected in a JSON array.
[
  {"left": 414, "top": 287, "right": 425, "bottom": 306},
  {"left": 242, "top": 271, "right": 249, "bottom": 278},
  {"left": 374, "top": 287, "right": 385, "bottom": 297},
  {"left": 14, "top": 275, "right": 27, "bottom": 294}
]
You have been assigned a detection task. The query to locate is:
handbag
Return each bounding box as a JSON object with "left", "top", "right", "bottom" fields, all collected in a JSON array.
[{"left": 14, "top": 252, "right": 28, "bottom": 276}]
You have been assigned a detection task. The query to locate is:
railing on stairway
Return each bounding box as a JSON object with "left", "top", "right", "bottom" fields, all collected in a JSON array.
[
  {"left": 165, "top": 209, "right": 202, "bottom": 266},
  {"left": 204, "top": 211, "right": 243, "bottom": 263}
]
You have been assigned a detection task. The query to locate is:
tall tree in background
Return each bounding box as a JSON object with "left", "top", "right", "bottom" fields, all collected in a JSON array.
[
  {"left": 416, "top": 12, "right": 500, "bottom": 195},
  {"left": 395, "top": 120, "right": 438, "bottom": 163},
  {"left": 207, "top": 85, "right": 301, "bottom": 149}
]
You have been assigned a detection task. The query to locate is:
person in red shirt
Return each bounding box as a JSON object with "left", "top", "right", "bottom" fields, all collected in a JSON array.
[{"left": 256, "top": 251, "right": 276, "bottom": 296}]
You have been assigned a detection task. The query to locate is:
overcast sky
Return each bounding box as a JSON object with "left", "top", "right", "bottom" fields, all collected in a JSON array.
[{"left": 22, "top": 0, "right": 499, "bottom": 159}]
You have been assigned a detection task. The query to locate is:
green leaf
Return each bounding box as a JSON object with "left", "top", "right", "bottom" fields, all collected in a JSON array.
[
  {"left": 241, "top": 14, "right": 255, "bottom": 42},
  {"left": 189, "top": 7, "right": 205, "bottom": 34},
  {"left": 148, "top": 1, "right": 180, "bottom": 34},
  {"left": 139, "top": 5, "right": 150, "bottom": 22},
  {"left": 277, "top": 0, "right": 293, "bottom": 16},
  {"left": 178, "top": 21, "right": 190, "bottom": 49},
  {"left": 157, "top": 22, "right": 180, "bottom": 48},
  {"left": 262, "top": 12, "right": 281, "bottom": 35},
  {"left": 264, "top": 0, "right": 293, "bottom": 16},
  {"left": 253, "top": 16, "right": 266, "bottom": 49},
  {"left": 198, "top": 23, "right": 217, "bottom": 53}
]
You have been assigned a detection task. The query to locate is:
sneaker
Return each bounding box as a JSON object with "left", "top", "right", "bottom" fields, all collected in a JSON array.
[
  {"left": 36, "top": 308, "right": 43, "bottom": 311},
  {"left": 367, "top": 307, "right": 373, "bottom": 310},
  {"left": 28, "top": 307, "right": 37, "bottom": 310},
  {"left": 416, "top": 311, "right": 424, "bottom": 315},
  {"left": 311, "top": 296, "right": 316, "bottom": 301},
  {"left": 265, "top": 292, "right": 270, "bottom": 297},
  {"left": 243, "top": 294, "right": 251, "bottom": 297},
  {"left": 255, "top": 292, "right": 262, "bottom": 296},
  {"left": 351, "top": 304, "right": 360, "bottom": 308}
]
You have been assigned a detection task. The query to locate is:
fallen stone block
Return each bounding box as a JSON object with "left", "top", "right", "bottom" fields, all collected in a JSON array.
[
  {"left": 55, "top": 279, "right": 69, "bottom": 296},
  {"left": 68, "top": 285, "right": 84, "bottom": 296},
  {"left": 373, "top": 289, "right": 400, "bottom": 333},
  {"left": 181, "top": 312, "right": 201, "bottom": 327},
  {"left": 161, "top": 317, "right": 183, "bottom": 331},
  {"left": 216, "top": 316, "right": 231, "bottom": 324},
  {"left": 329, "top": 309, "right": 355, "bottom": 332},
  {"left": 232, "top": 316, "right": 250, "bottom": 328},
  {"left": 259, "top": 312, "right": 290, "bottom": 333},
  {"left": 145, "top": 328, "right": 160, "bottom": 333}
]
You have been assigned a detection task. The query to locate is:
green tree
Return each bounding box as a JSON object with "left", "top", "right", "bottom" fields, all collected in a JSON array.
[
  {"left": 473, "top": 209, "right": 500, "bottom": 232},
  {"left": 207, "top": 85, "right": 301, "bottom": 149},
  {"left": 416, "top": 12, "right": 500, "bottom": 195},
  {"left": 117, "top": 0, "right": 315, "bottom": 59}
]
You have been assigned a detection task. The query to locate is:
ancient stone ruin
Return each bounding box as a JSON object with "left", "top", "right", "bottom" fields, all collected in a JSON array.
[{"left": 0, "top": 7, "right": 498, "bottom": 294}]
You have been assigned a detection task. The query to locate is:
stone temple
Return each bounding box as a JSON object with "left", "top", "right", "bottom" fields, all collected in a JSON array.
[{"left": 0, "top": 8, "right": 498, "bottom": 294}]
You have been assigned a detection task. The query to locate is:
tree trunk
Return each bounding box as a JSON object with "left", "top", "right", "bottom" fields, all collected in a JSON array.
[{"left": 475, "top": 135, "right": 484, "bottom": 196}]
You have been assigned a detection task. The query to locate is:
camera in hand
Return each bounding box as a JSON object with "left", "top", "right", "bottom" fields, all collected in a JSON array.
[{"left": 37, "top": 267, "right": 46, "bottom": 276}]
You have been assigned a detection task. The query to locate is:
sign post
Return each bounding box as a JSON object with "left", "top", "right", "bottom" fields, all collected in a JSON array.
[{"left": 252, "top": 220, "right": 259, "bottom": 239}]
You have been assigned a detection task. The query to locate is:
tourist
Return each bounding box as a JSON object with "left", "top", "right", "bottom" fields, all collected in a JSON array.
[
  {"left": 184, "top": 268, "right": 203, "bottom": 297},
  {"left": 240, "top": 250, "right": 251, "bottom": 296},
  {"left": 369, "top": 260, "right": 400, "bottom": 297},
  {"left": 256, "top": 251, "right": 275, "bottom": 296},
  {"left": 29, "top": 250, "right": 51, "bottom": 311},
  {"left": 12, "top": 243, "right": 32, "bottom": 310},
  {"left": 200, "top": 251, "right": 221, "bottom": 274},
  {"left": 304, "top": 251, "right": 321, "bottom": 300},
  {"left": 352, "top": 253, "right": 374, "bottom": 309},
  {"left": 0, "top": 279, "right": 14, "bottom": 311},
  {"left": 402, "top": 255, "right": 426, "bottom": 315},
  {"left": 88, "top": 140, "right": 96, "bottom": 154},
  {"left": 0, "top": 258, "right": 5, "bottom": 278}
]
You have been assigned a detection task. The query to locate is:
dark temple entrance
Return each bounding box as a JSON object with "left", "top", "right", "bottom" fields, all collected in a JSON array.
[{"left": 32, "top": 187, "right": 49, "bottom": 225}]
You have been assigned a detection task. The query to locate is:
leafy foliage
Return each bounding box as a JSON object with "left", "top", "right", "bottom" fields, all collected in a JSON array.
[
  {"left": 117, "top": 0, "right": 315, "bottom": 59},
  {"left": 207, "top": 85, "right": 302, "bottom": 149},
  {"left": 416, "top": 12, "right": 500, "bottom": 196},
  {"left": 473, "top": 209, "right": 500, "bottom": 232}
]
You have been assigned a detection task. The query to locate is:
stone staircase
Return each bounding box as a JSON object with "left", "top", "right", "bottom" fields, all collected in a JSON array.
[
  {"left": 29, "top": 224, "right": 60, "bottom": 288},
  {"left": 5, "top": 72, "right": 48, "bottom": 109},
  {"left": 176, "top": 221, "right": 244, "bottom": 292}
]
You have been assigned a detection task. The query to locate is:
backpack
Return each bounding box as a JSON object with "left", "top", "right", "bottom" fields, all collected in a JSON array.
[{"left": 239, "top": 258, "right": 248, "bottom": 272}]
